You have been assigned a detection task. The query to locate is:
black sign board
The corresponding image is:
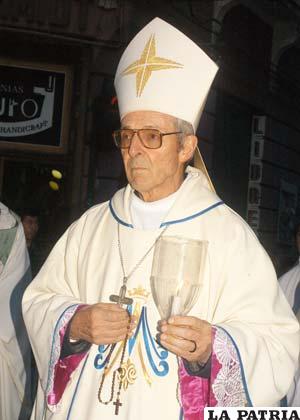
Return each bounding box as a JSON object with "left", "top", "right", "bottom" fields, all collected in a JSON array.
[{"left": 0, "top": 60, "right": 72, "bottom": 153}]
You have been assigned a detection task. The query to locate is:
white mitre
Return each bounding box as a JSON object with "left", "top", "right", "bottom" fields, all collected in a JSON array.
[{"left": 114, "top": 17, "right": 219, "bottom": 191}]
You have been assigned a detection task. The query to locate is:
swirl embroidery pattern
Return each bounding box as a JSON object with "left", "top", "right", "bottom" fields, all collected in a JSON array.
[
  {"left": 94, "top": 287, "right": 169, "bottom": 390},
  {"left": 117, "top": 359, "right": 137, "bottom": 390},
  {"left": 212, "top": 327, "right": 248, "bottom": 406}
]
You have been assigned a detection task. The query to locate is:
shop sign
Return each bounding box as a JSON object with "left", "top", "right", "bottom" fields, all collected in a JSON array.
[{"left": 0, "top": 60, "right": 72, "bottom": 153}]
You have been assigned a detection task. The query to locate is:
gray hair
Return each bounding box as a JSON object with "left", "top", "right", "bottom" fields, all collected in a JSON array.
[
  {"left": 176, "top": 118, "right": 194, "bottom": 147},
  {"left": 175, "top": 118, "right": 196, "bottom": 166}
]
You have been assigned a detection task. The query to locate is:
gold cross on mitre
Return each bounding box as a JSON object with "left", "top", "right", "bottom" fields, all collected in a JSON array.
[{"left": 121, "top": 34, "right": 183, "bottom": 97}]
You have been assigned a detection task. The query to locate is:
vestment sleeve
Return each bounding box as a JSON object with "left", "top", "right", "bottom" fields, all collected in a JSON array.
[
  {"left": 210, "top": 219, "right": 299, "bottom": 406},
  {"left": 22, "top": 220, "right": 87, "bottom": 412},
  {"left": 179, "top": 216, "right": 299, "bottom": 416},
  {"left": 179, "top": 326, "right": 249, "bottom": 419}
]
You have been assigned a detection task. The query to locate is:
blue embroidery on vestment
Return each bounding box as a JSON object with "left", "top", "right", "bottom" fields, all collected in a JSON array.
[
  {"left": 109, "top": 198, "right": 224, "bottom": 229},
  {"left": 94, "top": 306, "right": 169, "bottom": 377}
]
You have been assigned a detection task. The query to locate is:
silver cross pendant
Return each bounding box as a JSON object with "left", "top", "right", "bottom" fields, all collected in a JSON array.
[{"left": 109, "top": 284, "right": 133, "bottom": 306}]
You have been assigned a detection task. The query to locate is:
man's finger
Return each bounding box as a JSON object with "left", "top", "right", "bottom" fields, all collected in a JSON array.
[
  {"left": 160, "top": 324, "right": 200, "bottom": 341},
  {"left": 98, "top": 319, "right": 132, "bottom": 330},
  {"left": 94, "top": 309, "right": 130, "bottom": 322},
  {"left": 160, "top": 333, "right": 193, "bottom": 352},
  {"left": 158, "top": 336, "right": 187, "bottom": 359},
  {"left": 167, "top": 315, "right": 204, "bottom": 328},
  {"left": 95, "top": 302, "right": 129, "bottom": 312}
]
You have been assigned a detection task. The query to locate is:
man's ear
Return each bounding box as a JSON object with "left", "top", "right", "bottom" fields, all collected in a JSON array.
[{"left": 179, "top": 135, "right": 198, "bottom": 164}]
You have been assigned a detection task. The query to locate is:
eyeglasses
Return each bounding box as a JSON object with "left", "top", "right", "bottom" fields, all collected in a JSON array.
[{"left": 113, "top": 128, "right": 182, "bottom": 149}]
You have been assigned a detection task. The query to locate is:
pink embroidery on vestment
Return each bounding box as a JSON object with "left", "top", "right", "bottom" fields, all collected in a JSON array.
[
  {"left": 46, "top": 305, "right": 89, "bottom": 410},
  {"left": 179, "top": 326, "right": 248, "bottom": 420}
]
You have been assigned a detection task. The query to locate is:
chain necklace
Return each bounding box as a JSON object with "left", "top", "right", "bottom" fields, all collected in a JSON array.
[
  {"left": 98, "top": 222, "right": 168, "bottom": 415},
  {"left": 117, "top": 222, "right": 168, "bottom": 287}
]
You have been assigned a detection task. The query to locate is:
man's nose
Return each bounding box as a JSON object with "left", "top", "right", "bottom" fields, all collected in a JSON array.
[{"left": 128, "top": 132, "right": 144, "bottom": 156}]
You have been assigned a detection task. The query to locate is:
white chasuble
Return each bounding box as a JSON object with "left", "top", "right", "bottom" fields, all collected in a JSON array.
[
  {"left": 0, "top": 203, "right": 33, "bottom": 420},
  {"left": 23, "top": 167, "right": 299, "bottom": 420},
  {"left": 279, "top": 261, "right": 300, "bottom": 406}
]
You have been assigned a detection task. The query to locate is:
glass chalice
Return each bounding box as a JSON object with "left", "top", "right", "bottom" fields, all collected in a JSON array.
[
  {"left": 150, "top": 236, "right": 208, "bottom": 372},
  {"left": 150, "top": 236, "right": 208, "bottom": 319}
]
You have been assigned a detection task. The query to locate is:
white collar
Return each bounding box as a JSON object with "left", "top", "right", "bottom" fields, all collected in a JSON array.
[
  {"left": 130, "top": 188, "right": 179, "bottom": 230},
  {"left": 109, "top": 166, "right": 223, "bottom": 229}
]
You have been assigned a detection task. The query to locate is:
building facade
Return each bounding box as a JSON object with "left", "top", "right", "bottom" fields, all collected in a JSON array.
[{"left": 0, "top": 0, "right": 299, "bottom": 272}]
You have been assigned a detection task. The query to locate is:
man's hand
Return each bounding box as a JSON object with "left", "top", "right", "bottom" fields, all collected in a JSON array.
[
  {"left": 158, "top": 316, "right": 211, "bottom": 363},
  {"left": 69, "top": 303, "right": 136, "bottom": 345}
]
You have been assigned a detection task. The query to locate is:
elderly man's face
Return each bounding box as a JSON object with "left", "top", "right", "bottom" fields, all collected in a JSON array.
[{"left": 120, "top": 111, "right": 196, "bottom": 202}]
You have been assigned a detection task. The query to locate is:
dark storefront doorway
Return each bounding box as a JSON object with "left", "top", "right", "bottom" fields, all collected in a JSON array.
[{"left": 212, "top": 93, "right": 253, "bottom": 219}]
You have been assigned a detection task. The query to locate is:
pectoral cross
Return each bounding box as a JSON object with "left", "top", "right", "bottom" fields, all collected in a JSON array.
[
  {"left": 113, "top": 398, "right": 122, "bottom": 415},
  {"left": 109, "top": 283, "right": 133, "bottom": 306}
]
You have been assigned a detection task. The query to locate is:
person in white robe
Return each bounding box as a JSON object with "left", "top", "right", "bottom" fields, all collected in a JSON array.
[
  {"left": 23, "top": 18, "right": 299, "bottom": 420},
  {"left": 0, "top": 202, "right": 33, "bottom": 420},
  {"left": 279, "top": 222, "right": 300, "bottom": 406}
]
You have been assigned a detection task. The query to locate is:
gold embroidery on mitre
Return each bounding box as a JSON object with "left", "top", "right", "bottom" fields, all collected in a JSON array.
[{"left": 121, "top": 34, "right": 183, "bottom": 97}]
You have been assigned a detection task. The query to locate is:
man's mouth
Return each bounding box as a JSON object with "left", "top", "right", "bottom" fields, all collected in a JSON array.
[{"left": 130, "top": 164, "right": 148, "bottom": 170}]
